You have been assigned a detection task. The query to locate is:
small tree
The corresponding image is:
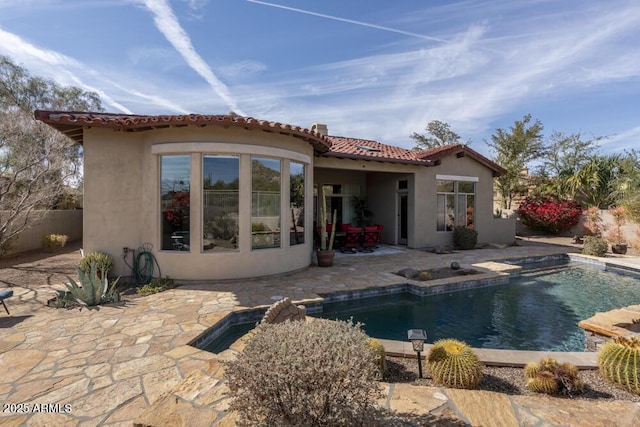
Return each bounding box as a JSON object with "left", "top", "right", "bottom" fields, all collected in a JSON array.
[
  {"left": 411, "top": 120, "right": 462, "bottom": 151},
  {"left": 606, "top": 206, "right": 627, "bottom": 245},
  {"left": 488, "top": 114, "right": 545, "bottom": 209},
  {"left": 0, "top": 56, "right": 102, "bottom": 256}
]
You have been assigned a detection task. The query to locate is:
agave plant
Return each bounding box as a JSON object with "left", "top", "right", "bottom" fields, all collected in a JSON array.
[{"left": 65, "top": 260, "right": 121, "bottom": 306}]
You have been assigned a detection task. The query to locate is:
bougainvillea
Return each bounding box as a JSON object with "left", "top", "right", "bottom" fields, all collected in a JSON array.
[
  {"left": 517, "top": 196, "right": 582, "bottom": 234},
  {"left": 164, "top": 191, "right": 190, "bottom": 229}
]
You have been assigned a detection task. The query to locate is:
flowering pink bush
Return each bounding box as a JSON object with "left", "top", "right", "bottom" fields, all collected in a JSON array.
[
  {"left": 517, "top": 197, "right": 582, "bottom": 234},
  {"left": 164, "top": 191, "right": 190, "bottom": 229}
]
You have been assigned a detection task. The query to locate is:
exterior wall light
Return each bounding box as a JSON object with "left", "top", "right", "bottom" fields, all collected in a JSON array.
[{"left": 407, "top": 329, "right": 427, "bottom": 378}]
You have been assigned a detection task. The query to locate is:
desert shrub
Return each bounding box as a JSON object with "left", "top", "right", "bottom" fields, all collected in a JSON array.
[
  {"left": 453, "top": 226, "right": 478, "bottom": 250},
  {"left": 367, "top": 338, "right": 386, "bottom": 378},
  {"left": 598, "top": 336, "right": 640, "bottom": 395},
  {"left": 427, "top": 338, "right": 483, "bottom": 389},
  {"left": 137, "top": 276, "right": 177, "bottom": 296},
  {"left": 78, "top": 251, "right": 114, "bottom": 277},
  {"left": 225, "top": 319, "right": 382, "bottom": 426},
  {"left": 517, "top": 196, "right": 582, "bottom": 234},
  {"left": 582, "top": 235, "right": 608, "bottom": 257},
  {"left": 65, "top": 261, "right": 121, "bottom": 306},
  {"left": 524, "top": 357, "right": 583, "bottom": 396},
  {"left": 42, "top": 234, "right": 69, "bottom": 252}
]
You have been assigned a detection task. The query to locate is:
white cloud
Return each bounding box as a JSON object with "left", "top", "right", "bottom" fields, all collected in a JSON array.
[{"left": 139, "top": 0, "right": 246, "bottom": 115}]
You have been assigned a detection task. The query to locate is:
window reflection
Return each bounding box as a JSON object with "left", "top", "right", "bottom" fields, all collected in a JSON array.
[
  {"left": 290, "top": 162, "right": 305, "bottom": 245},
  {"left": 252, "top": 157, "right": 281, "bottom": 249},
  {"left": 203, "top": 155, "right": 239, "bottom": 251},
  {"left": 161, "top": 155, "right": 190, "bottom": 251}
]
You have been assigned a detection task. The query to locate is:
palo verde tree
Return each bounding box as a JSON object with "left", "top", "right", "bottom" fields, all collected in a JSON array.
[
  {"left": 488, "top": 114, "right": 545, "bottom": 209},
  {"left": 411, "top": 120, "right": 462, "bottom": 151},
  {"left": 0, "top": 55, "right": 103, "bottom": 256}
]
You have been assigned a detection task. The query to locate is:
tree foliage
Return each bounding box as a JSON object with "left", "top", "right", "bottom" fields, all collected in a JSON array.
[
  {"left": 533, "top": 132, "right": 601, "bottom": 200},
  {"left": 488, "top": 114, "right": 545, "bottom": 209},
  {"left": 612, "top": 150, "right": 640, "bottom": 223},
  {"left": 411, "top": 120, "right": 462, "bottom": 151},
  {"left": 0, "top": 55, "right": 103, "bottom": 256}
]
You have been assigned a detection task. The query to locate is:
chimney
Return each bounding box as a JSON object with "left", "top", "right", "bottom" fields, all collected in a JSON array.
[{"left": 311, "top": 123, "right": 328, "bottom": 136}]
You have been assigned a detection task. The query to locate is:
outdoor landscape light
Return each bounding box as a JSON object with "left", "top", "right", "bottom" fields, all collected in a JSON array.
[{"left": 407, "top": 329, "right": 427, "bottom": 378}]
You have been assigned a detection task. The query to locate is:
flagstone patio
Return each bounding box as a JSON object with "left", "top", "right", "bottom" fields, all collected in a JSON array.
[{"left": 1, "top": 238, "right": 639, "bottom": 426}]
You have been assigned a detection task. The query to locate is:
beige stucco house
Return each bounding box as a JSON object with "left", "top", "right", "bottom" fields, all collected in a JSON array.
[{"left": 35, "top": 111, "right": 515, "bottom": 281}]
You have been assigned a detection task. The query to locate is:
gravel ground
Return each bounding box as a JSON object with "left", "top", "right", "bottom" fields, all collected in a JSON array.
[{"left": 386, "top": 356, "right": 640, "bottom": 402}]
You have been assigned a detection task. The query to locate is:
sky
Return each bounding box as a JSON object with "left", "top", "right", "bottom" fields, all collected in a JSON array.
[{"left": 1, "top": 0, "right": 639, "bottom": 158}]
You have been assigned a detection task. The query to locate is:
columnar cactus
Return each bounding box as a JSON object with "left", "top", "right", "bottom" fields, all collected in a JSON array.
[
  {"left": 598, "top": 336, "right": 640, "bottom": 395},
  {"left": 426, "top": 338, "right": 483, "bottom": 389}
]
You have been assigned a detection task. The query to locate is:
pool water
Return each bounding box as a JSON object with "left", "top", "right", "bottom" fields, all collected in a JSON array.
[{"left": 317, "top": 262, "right": 640, "bottom": 351}]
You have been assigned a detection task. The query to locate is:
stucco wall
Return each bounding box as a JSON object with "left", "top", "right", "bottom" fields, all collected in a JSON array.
[
  {"left": 4, "top": 210, "right": 83, "bottom": 254},
  {"left": 413, "top": 154, "right": 510, "bottom": 248},
  {"left": 83, "top": 126, "right": 315, "bottom": 281}
]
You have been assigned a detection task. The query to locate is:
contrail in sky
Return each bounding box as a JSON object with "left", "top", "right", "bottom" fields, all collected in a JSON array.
[
  {"left": 141, "top": 0, "right": 246, "bottom": 115},
  {"left": 247, "top": 0, "right": 447, "bottom": 43},
  {"left": 0, "top": 26, "right": 134, "bottom": 114}
]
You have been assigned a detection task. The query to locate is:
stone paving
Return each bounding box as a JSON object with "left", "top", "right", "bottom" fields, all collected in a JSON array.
[{"left": 1, "top": 238, "right": 639, "bottom": 426}]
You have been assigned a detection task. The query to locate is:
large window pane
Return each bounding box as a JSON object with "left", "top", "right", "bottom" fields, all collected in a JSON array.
[
  {"left": 446, "top": 194, "right": 455, "bottom": 231},
  {"left": 252, "top": 157, "right": 281, "bottom": 249},
  {"left": 290, "top": 162, "right": 305, "bottom": 246},
  {"left": 161, "top": 155, "right": 190, "bottom": 251},
  {"left": 437, "top": 194, "right": 446, "bottom": 231},
  {"left": 203, "top": 155, "right": 239, "bottom": 252}
]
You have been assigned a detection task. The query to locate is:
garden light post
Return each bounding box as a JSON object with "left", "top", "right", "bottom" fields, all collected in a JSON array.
[{"left": 408, "top": 329, "right": 427, "bottom": 378}]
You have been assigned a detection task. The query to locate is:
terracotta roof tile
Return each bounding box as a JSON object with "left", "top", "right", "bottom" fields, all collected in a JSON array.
[
  {"left": 34, "top": 111, "right": 331, "bottom": 152},
  {"left": 325, "top": 136, "right": 431, "bottom": 166}
]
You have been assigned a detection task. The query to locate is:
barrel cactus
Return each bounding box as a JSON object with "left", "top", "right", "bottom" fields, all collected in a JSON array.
[
  {"left": 598, "top": 336, "right": 640, "bottom": 395},
  {"left": 524, "top": 357, "right": 583, "bottom": 396},
  {"left": 427, "top": 338, "right": 483, "bottom": 389}
]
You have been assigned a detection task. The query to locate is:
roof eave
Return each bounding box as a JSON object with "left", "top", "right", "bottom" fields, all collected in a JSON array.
[{"left": 321, "top": 151, "right": 433, "bottom": 167}]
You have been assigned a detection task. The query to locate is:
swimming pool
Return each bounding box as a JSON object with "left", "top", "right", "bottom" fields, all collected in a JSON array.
[
  {"left": 198, "top": 260, "right": 640, "bottom": 353},
  {"left": 318, "top": 261, "right": 640, "bottom": 351}
]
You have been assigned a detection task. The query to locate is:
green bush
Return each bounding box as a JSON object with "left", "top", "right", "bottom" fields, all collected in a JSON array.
[
  {"left": 43, "top": 234, "right": 68, "bottom": 252},
  {"left": 582, "top": 235, "right": 608, "bottom": 257},
  {"left": 524, "top": 357, "right": 583, "bottom": 396},
  {"left": 453, "top": 226, "right": 478, "bottom": 250},
  {"left": 136, "top": 276, "right": 177, "bottom": 296},
  {"left": 78, "top": 252, "right": 114, "bottom": 277},
  {"left": 225, "top": 319, "right": 382, "bottom": 426},
  {"left": 65, "top": 261, "right": 121, "bottom": 306},
  {"left": 251, "top": 222, "right": 267, "bottom": 232},
  {"left": 427, "top": 338, "right": 483, "bottom": 389}
]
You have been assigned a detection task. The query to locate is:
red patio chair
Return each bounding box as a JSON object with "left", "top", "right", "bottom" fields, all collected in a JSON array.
[
  {"left": 361, "top": 227, "right": 379, "bottom": 252},
  {"left": 343, "top": 227, "right": 362, "bottom": 253}
]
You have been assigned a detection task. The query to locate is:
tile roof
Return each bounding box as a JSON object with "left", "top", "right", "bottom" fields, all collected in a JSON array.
[
  {"left": 33, "top": 111, "right": 331, "bottom": 152},
  {"left": 325, "top": 136, "right": 432, "bottom": 166},
  {"left": 415, "top": 144, "right": 507, "bottom": 176}
]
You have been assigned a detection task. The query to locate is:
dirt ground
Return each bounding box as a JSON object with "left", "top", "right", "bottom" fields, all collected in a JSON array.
[{"left": 0, "top": 240, "right": 83, "bottom": 307}]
